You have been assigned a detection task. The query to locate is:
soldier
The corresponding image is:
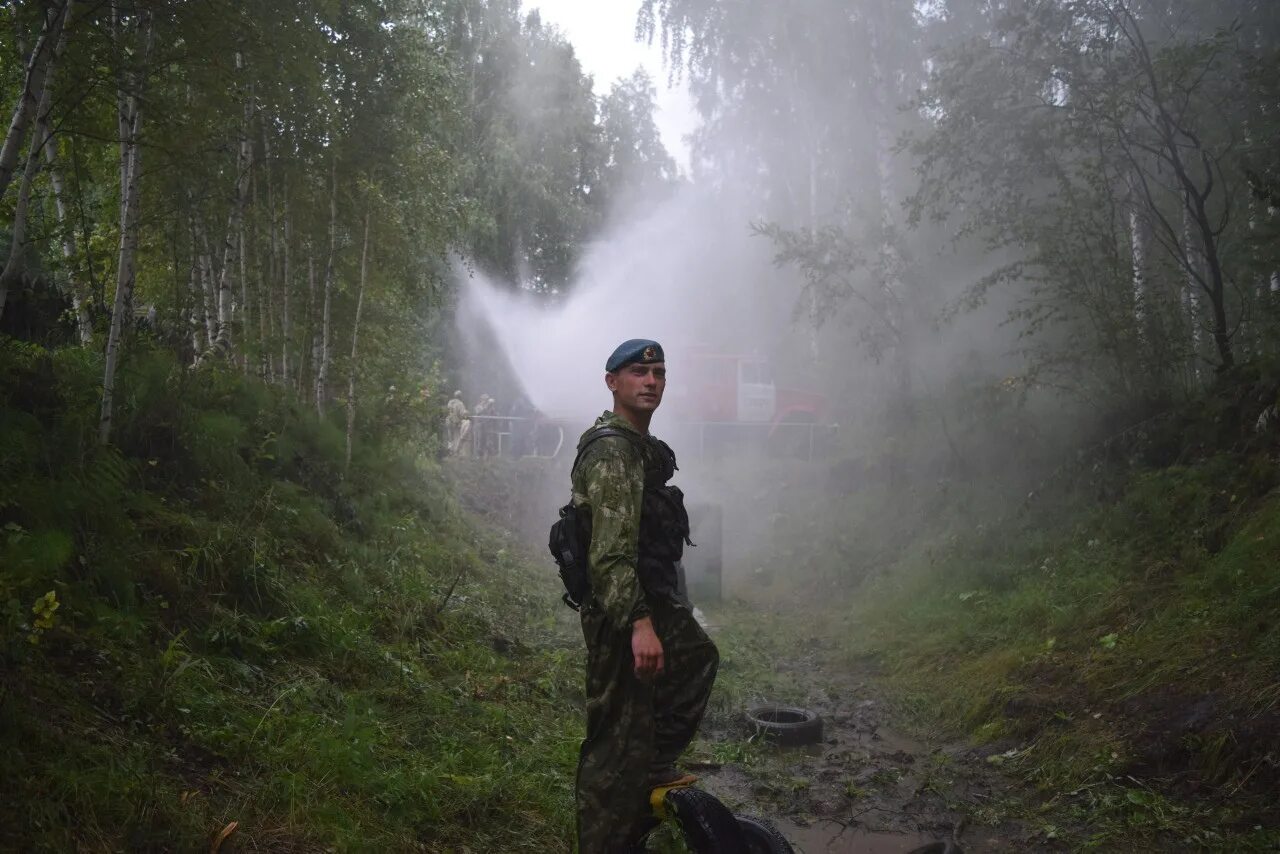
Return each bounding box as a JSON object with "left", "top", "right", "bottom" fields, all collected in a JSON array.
[
  {"left": 570, "top": 339, "right": 719, "bottom": 852},
  {"left": 445, "top": 390, "right": 469, "bottom": 455}
]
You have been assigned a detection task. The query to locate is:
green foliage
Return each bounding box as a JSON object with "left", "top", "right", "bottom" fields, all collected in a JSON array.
[
  {"left": 0, "top": 341, "right": 583, "bottom": 850},
  {"left": 1, "top": 0, "right": 680, "bottom": 461},
  {"left": 751, "top": 404, "right": 1280, "bottom": 847},
  {"left": 908, "top": 0, "right": 1280, "bottom": 395},
  {"left": 597, "top": 69, "right": 680, "bottom": 212},
  {"left": 27, "top": 590, "right": 60, "bottom": 643}
]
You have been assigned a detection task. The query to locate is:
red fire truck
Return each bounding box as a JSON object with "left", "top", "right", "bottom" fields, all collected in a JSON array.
[
  {"left": 665, "top": 348, "right": 828, "bottom": 434},
  {"left": 474, "top": 349, "right": 829, "bottom": 460}
]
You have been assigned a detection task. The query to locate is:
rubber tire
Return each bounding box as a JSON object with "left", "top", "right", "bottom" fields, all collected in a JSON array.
[
  {"left": 907, "top": 842, "right": 963, "bottom": 854},
  {"left": 735, "top": 814, "right": 795, "bottom": 854},
  {"left": 746, "top": 705, "right": 824, "bottom": 747},
  {"left": 628, "top": 816, "right": 662, "bottom": 853},
  {"left": 664, "top": 786, "right": 750, "bottom": 853}
]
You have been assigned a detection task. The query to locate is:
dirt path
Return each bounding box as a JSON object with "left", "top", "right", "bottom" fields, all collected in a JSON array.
[{"left": 690, "top": 653, "right": 1043, "bottom": 853}]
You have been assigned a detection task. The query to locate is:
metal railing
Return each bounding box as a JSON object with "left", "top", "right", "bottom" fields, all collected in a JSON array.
[
  {"left": 453, "top": 415, "right": 828, "bottom": 462},
  {"left": 460, "top": 414, "right": 564, "bottom": 458}
]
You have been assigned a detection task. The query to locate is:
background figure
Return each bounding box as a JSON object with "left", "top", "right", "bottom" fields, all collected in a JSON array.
[
  {"left": 473, "top": 392, "right": 495, "bottom": 456},
  {"left": 445, "top": 390, "right": 470, "bottom": 455}
]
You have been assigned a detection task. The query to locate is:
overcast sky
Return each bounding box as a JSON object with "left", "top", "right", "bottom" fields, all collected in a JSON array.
[{"left": 529, "top": 0, "right": 698, "bottom": 170}]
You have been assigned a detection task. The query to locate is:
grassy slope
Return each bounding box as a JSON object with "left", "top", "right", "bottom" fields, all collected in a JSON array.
[
  {"left": 8, "top": 333, "right": 1278, "bottom": 851},
  {"left": 0, "top": 340, "right": 582, "bottom": 851},
  {"left": 763, "top": 375, "right": 1280, "bottom": 849}
]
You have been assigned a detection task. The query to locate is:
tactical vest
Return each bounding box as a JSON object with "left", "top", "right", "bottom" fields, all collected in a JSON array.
[{"left": 549, "top": 426, "right": 692, "bottom": 609}]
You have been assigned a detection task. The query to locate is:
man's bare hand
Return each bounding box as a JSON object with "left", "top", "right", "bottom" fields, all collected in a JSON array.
[{"left": 631, "top": 617, "right": 664, "bottom": 679}]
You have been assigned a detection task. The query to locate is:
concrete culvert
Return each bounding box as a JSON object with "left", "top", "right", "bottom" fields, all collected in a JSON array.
[{"left": 746, "top": 705, "right": 823, "bottom": 747}]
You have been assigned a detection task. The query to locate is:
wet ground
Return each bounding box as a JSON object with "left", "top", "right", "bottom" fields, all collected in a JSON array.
[{"left": 691, "top": 665, "right": 1042, "bottom": 853}]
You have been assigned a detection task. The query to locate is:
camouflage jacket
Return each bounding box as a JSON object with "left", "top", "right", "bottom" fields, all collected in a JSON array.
[{"left": 570, "top": 411, "right": 659, "bottom": 629}]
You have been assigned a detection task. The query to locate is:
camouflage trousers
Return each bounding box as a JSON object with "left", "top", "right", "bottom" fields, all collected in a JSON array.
[{"left": 575, "top": 593, "right": 719, "bottom": 853}]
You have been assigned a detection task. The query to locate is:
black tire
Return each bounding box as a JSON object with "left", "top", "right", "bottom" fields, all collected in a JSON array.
[
  {"left": 664, "top": 786, "right": 750, "bottom": 853},
  {"left": 735, "top": 814, "right": 795, "bottom": 854},
  {"left": 628, "top": 816, "right": 662, "bottom": 852},
  {"left": 907, "top": 842, "right": 963, "bottom": 854},
  {"left": 746, "top": 705, "right": 824, "bottom": 747}
]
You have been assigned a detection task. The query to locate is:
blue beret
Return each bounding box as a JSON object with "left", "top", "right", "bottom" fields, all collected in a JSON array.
[{"left": 606, "top": 339, "right": 665, "bottom": 372}]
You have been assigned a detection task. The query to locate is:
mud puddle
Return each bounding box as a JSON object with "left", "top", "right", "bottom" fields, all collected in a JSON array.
[{"left": 692, "top": 666, "right": 1039, "bottom": 853}]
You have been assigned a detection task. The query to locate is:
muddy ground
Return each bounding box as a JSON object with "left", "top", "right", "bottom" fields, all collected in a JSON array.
[
  {"left": 448, "top": 461, "right": 1052, "bottom": 851},
  {"left": 688, "top": 649, "right": 1047, "bottom": 853}
]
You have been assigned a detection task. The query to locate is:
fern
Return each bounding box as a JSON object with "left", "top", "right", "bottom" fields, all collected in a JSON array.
[{"left": 75, "top": 447, "right": 131, "bottom": 526}]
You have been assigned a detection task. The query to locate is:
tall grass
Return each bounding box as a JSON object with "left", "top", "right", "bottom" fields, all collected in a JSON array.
[
  {"left": 0, "top": 340, "right": 582, "bottom": 850},
  {"left": 744, "top": 381, "right": 1280, "bottom": 848}
]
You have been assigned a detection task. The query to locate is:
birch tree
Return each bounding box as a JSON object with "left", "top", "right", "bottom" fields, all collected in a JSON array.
[
  {"left": 43, "top": 133, "right": 93, "bottom": 344},
  {"left": 315, "top": 161, "right": 336, "bottom": 416},
  {"left": 345, "top": 209, "right": 371, "bottom": 472},
  {"left": 0, "top": 0, "right": 76, "bottom": 322},
  {"left": 0, "top": 0, "right": 68, "bottom": 199},
  {"left": 99, "top": 5, "right": 152, "bottom": 444},
  {"left": 0, "top": 0, "right": 612, "bottom": 450},
  {"left": 903, "top": 0, "right": 1269, "bottom": 398}
]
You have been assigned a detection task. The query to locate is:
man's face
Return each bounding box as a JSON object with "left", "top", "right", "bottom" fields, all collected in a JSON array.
[{"left": 606, "top": 362, "right": 667, "bottom": 413}]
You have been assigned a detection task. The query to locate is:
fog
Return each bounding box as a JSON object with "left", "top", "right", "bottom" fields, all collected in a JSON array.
[
  {"left": 458, "top": 184, "right": 794, "bottom": 426},
  {"left": 445, "top": 0, "right": 1274, "bottom": 602},
  {"left": 446, "top": 3, "right": 1039, "bottom": 600}
]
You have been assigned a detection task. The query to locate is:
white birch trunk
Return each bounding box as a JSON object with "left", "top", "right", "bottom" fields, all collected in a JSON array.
[
  {"left": 0, "top": 1, "right": 66, "bottom": 200},
  {"left": 307, "top": 251, "right": 318, "bottom": 399},
  {"left": 237, "top": 80, "right": 255, "bottom": 373},
  {"left": 238, "top": 216, "right": 249, "bottom": 370},
  {"left": 187, "top": 260, "right": 204, "bottom": 356},
  {"left": 0, "top": 1, "right": 71, "bottom": 319},
  {"left": 345, "top": 211, "right": 371, "bottom": 472},
  {"left": 44, "top": 139, "right": 93, "bottom": 343},
  {"left": 100, "top": 8, "right": 151, "bottom": 444},
  {"left": 193, "top": 214, "right": 218, "bottom": 347},
  {"left": 1181, "top": 199, "right": 1202, "bottom": 384},
  {"left": 281, "top": 187, "right": 292, "bottom": 387},
  {"left": 1129, "top": 207, "right": 1147, "bottom": 328},
  {"left": 261, "top": 124, "right": 275, "bottom": 382},
  {"left": 212, "top": 57, "right": 253, "bottom": 354},
  {"left": 315, "top": 162, "right": 337, "bottom": 417},
  {"left": 316, "top": 256, "right": 332, "bottom": 418},
  {"left": 214, "top": 215, "right": 235, "bottom": 349}
]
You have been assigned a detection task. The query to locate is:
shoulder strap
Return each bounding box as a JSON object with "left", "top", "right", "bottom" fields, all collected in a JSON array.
[{"left": 571, "top": 426, "right": 643, "bottom": 478}]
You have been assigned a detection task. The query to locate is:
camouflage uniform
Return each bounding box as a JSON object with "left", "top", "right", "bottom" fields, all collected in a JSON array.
[{"left": 571, "top": 411, "right": 719, "bottom": 853}]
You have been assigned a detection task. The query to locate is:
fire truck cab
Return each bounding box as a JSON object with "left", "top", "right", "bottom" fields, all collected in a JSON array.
[{"left": 670, "top": 349, "right": 827, "bottom": 432}]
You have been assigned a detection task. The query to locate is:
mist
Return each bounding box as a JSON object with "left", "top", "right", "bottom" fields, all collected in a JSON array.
[
  {"left": 447, "top": 1, "right": 1064, "bottom": 602},
  {"left": 458, "top": 184, "right": 794, "bottom": 424},
  {"left": 440, "top": 0, "right": 1278, "bottom": 610}
]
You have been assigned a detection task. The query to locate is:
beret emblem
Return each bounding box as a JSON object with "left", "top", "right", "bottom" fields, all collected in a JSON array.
[{"left": 606, "top": 338, "right": 664, "bottom": 372}]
